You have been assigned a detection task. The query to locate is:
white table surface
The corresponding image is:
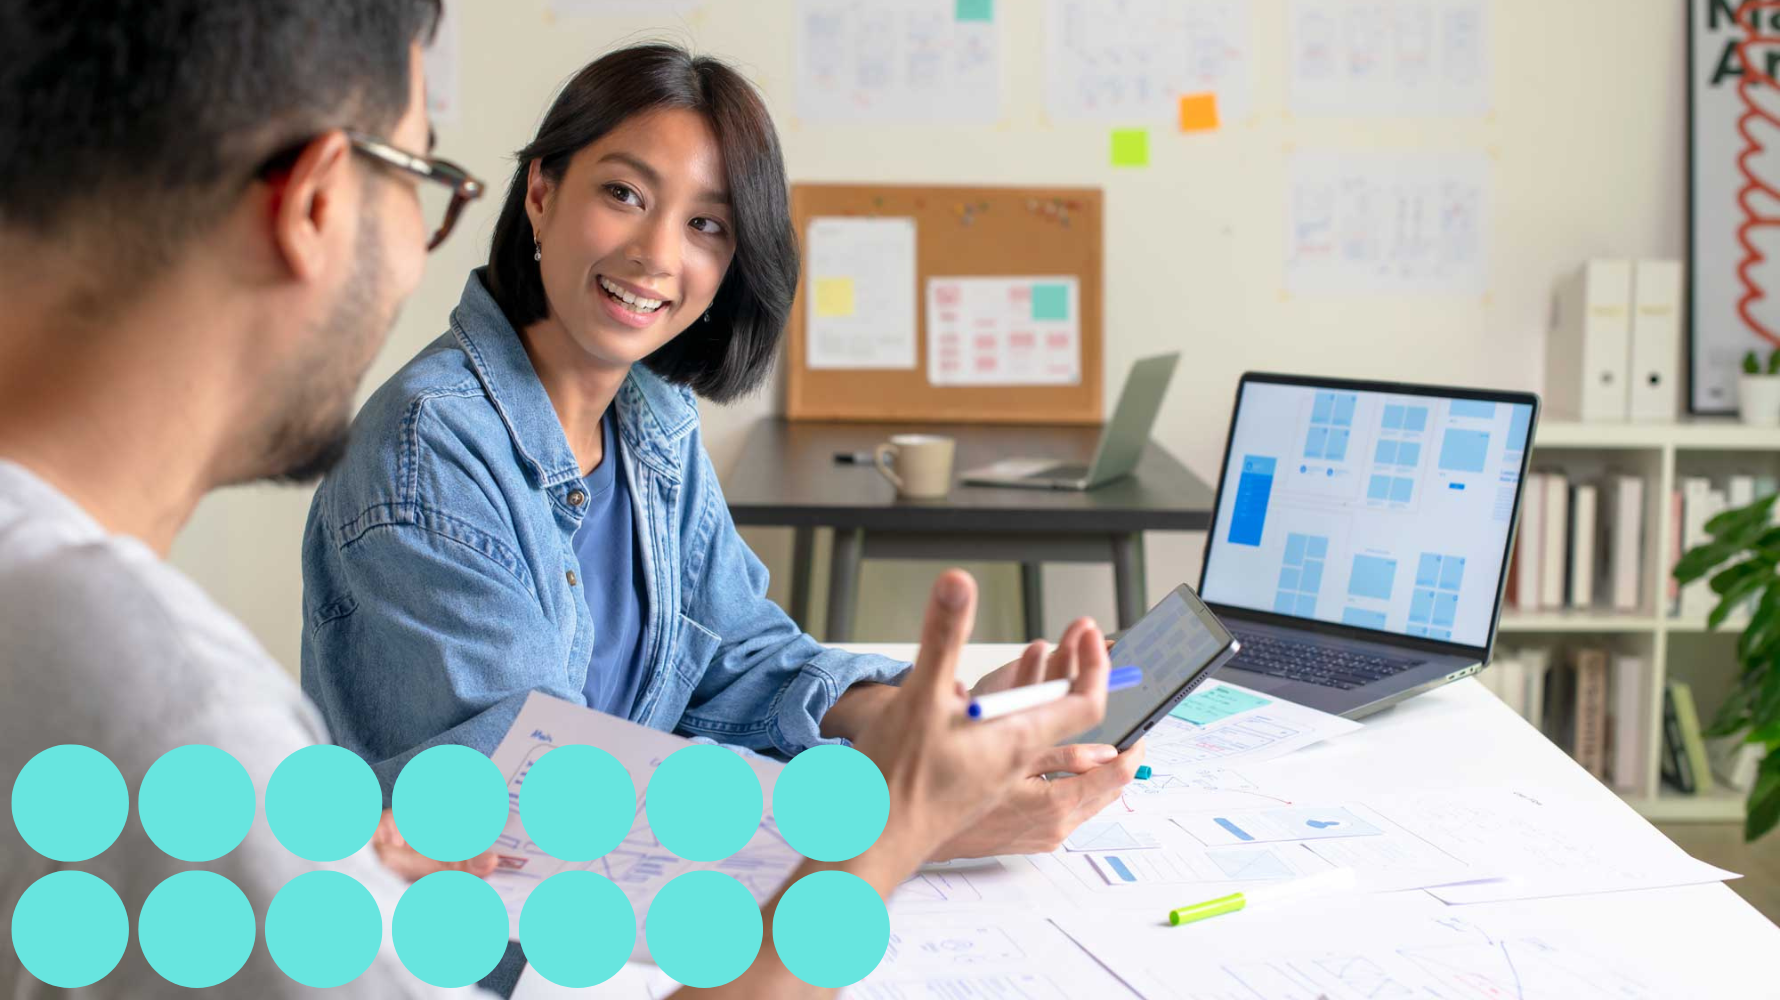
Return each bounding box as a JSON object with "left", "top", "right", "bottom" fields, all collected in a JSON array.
[{"left": 518, "top": 643, "right": 1780, "bottom": 998}]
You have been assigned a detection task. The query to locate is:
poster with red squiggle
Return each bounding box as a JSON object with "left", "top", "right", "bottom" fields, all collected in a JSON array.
[{"left": 1692, "top": 0, "right": 1780, "bottom": 412}]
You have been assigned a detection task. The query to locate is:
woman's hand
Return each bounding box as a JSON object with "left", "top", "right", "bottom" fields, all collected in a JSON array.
[
  {"left": 370, "top": 809, "right": 499, "bottom": 881},
  {"left": 850, "top": 570, "right": 1111, "bottom": 872}
]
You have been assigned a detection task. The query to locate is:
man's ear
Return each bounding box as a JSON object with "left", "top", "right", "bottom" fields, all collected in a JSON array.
[{"left": 269, "top": 131, "right": 354, "bottom": 282}]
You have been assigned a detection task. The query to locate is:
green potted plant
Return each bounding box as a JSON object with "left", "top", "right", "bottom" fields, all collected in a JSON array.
[
  {"left": 1738, "top": 349, "right": 1780, "bottom": 427},
  {"left": 1674, "top": 492, "right": 1780, "bottom": 839}
]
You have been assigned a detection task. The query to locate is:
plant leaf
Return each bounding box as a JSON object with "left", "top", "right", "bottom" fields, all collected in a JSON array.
[
  {"left": 1710, "top": 559, "right": 1771, "bottom": 597},
  {"left": 1707, "top": 494, "right": 1779, "bottom": 539},
  {"left": 1745, "top": 751, "right": 1780, "bottom": 842},
  {"left": 1711, "top": 570, "right": 1774, "bottom": 628},
  {"left": 1675, "top": 541, "right": 1741, "bottom": 584},
  {"left": 1708, "top": 677, "right": 1757, "bottom": 737}
]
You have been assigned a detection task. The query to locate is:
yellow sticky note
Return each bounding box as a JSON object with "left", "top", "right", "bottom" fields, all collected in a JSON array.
[
  {"left": 815, "top": 277, "right": 856, "bottom": 318},
  {"left": 1179, "top": 92, "right": 1219, "bottom": 133},
  {"left": 1110, "top": 128, "right": 1149, "bottom": 167}
]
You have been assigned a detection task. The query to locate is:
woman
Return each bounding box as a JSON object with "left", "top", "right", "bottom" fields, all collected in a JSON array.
[{"left": 301, "top": 43, "right": 1141, "bottom": 861}]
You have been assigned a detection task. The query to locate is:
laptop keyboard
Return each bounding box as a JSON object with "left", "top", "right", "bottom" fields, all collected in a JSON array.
[{"left": 1230, "top": 630, "right": 1423, "bottom": 691}]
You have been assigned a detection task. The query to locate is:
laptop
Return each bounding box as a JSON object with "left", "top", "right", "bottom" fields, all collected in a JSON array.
[
  {"left": 960, "top": 352, "right": 1179, "bottom": 490},
  {"left": 1197, "top": 373, "right": 1540, "bottom": 719}
]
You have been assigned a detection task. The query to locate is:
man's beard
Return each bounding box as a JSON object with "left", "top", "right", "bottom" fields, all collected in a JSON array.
[{"left": 258, "top": 210, "right": 391, "bottom": 485}]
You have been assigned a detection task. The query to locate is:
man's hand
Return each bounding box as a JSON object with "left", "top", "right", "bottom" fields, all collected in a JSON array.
[
  {"left": 371, "top": 809, "right": 498, "bottom": 881},
  {"left": 970, "top": 619, "right": 1117, "bottom": 697},
  {"left": 931, "top": 738, "right": 1145, "bottom": 858},
  {"left": 850, "top": 570, "right": 1111, "bottom": 873}
]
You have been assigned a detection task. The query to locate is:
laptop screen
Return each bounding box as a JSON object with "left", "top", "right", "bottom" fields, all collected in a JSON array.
[{"left": 1200, "top": 378, "right": 1534, "bottom": 649}]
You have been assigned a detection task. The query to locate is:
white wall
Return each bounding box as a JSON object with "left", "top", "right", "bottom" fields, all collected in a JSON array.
[{"left": 171, "top": 0, "right": 1686, "bottom": 673}]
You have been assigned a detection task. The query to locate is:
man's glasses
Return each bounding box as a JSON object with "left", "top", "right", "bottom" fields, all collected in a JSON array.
[{"left": 343, "top": 130, "right": 484, "bottom": 251}]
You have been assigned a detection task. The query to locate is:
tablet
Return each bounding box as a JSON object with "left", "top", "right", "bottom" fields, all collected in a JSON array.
[{"left": 1067, "top": 583, "right": 1241, "bottom": 751}]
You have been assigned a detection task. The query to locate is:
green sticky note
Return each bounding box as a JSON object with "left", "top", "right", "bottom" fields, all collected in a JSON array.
[
  {"left": 1170, "top": 685, "right": 1272, "bottom": 726},
  {"left": 1031, "top": 283, "right": 1070, "bottom": 321},
  {"left": 1110, "top": 128, "right": 1149, "bottom": 167},
  {"left": 955, "top": 0, "right": 993, "bottom": 21}
]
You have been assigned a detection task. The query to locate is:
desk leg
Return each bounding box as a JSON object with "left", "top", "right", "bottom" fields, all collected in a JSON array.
[
  {"left": 1112, "top": 532, "right": 1147, "bottom": 630},
  {"left": 789, "top": 526, "right": 814, "bottom": 631},
  {"left": 1021, "top": 562, "right": 1044, "bottom": 641},
  {"left": 827, "top": 528, "right": 863, "bottom": 643}
]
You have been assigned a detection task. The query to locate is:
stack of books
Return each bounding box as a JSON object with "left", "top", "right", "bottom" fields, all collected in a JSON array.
[
  {"left": 1506, "top": 473, "right": 1645, "bottom": 614},
  {"left": 1478, "top": 646, "right": 1648, "bottom": 795}
]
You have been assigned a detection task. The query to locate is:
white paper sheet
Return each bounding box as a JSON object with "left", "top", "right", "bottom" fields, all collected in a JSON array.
[
  {"left": 421, "top": 1, "right": 460, "bottom": 125},
  {"left": 1289, "top": 0, "right": 1490, "bottom": 117},
  {"left": 484, "top": 693, "right": 804, "bottom": 963},
  {"left": 796, "top": 0, "right": 1001, "bottom": 123},
  {"left": 925, "top": 276, "right": 1081, "bottom": 386},
  {"left": 806, "top": 217, "right": 919, "bottom": 370},
  {"left": 1285, "top": 149, "right": 1489, "bottom": 295},
  {"left": 1052, "top": 893, "right": 1688, "bottom": 1000},
  {"left": 851, "top": 912, "right": 1137, "bottom": 999},
  {"left": 1138, "top": 679, "right": 1364, "bottom": 768},
  {"left": 1045, "top": 0, "right": 1252, "bottom": 123},
  {"left": 1380, "top": 787, "right": 1742, "bottom": 905}
]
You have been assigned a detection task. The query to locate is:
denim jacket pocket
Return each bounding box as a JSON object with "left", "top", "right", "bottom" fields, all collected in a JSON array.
[{"left": 674, "top": 612, "right": 722, "bottom": 685}]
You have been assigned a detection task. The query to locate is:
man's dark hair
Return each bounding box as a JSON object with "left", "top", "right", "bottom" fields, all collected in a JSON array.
[
  {"left": 486, "top": 43, "right": 797, "bottom": 404},
  {"left": 0, "top": 0, "right": 439, "bottom": 255}
]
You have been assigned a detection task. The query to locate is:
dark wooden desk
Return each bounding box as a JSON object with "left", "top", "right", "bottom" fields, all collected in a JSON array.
[{"left": 722, "top": 418, "right": 1215, "bottom": 641}]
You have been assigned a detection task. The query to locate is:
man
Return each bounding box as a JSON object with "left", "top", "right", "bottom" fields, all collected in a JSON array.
[{"left": 0, "top": 2, "right": 1112, "bottom": 997}]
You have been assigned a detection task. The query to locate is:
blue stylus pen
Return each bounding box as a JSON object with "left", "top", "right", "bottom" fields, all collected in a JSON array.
[{"left": 967, "top": 666, "right": 1142, "bottom": 720}]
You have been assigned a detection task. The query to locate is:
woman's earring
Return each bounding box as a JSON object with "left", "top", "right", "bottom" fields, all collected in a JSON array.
[
  {"left": 703, "top": 310, "right": 711, "bottom": 323},
  {"left": 532, "top": 237, "right": 542, "bottom": 263}
]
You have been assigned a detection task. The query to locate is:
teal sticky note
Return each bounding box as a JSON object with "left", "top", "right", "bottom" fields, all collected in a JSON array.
[
  {"left": 1169, "top": 685, "right": 1272, "bottom": 726},
  {"left": 955, "top": 0, "right": 993, "bottom": 21},
  {"left": 1031, "top": 283, "right": 1070, "bottom": 321}
]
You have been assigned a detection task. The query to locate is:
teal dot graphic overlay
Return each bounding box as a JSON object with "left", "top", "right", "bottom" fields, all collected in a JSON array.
[
  {"left": 266, "top": 871, "right": 383, "bottom": 988},
  {"left": 646, "top": 745, "right": 761, "bottom": 861},
  {"left": 393, "top": 871, "right": 509, "bottom": 987},
  {"left": 519, "top": 744, "right": 634, "bottom": 861},
  {"left": 772, "top": 745, "right": 888, "bottom": 861},
  {"left": 138, "top": 744, "right": 255, "bottom": 862},
  {"left": 392, "top": 744, "right": 507, "bottom": 862},
  {"left": 12, "top": 744, "right": 128, "bottom": 862},
  {"left": 772, "top": 871, "right": 890, "bottom": 987},
  {"left": 11, "top": 871, "right": 128, "bottom": 988},
  {"left": 267, "top": 745, "right": 382, "bottom": 861},
  {"left": 646, "top": 871, "right": 761, "bottom": 988},
  {"left": 519, "top": 871, "right": 635, "bottom": 987},
  {"left": 138, "top": 871, "right": 256, "bottom": 988}
]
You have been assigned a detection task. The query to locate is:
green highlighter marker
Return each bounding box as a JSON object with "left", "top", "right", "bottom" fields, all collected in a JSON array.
[{"left": 1167, "top": 867, "right": 1356, "bottom": 926}]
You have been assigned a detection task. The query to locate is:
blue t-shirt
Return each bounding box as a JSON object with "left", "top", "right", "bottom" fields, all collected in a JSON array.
[{"left": 572, "top": 415, "right": 648, "bottom": 718}]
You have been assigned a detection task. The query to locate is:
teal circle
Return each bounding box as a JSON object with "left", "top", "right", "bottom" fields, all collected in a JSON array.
[
  {"left": 267, "top": 745, "right": 382, "bottom": 861},
  {"left": 645, "top": 871, "right": 761, "bottom": 987},
  {"left": 519, "top": 871, "right": 635, "bottom": 987},
  {"left": 138, "top": 744, "right": 255, "bottom": 862},
  {"left": 138, "top": 871, "right": 256, "bottom": 988},
  {"left": 645, "top": 745, "right": 761, "bottom": 861},
  {"left": 772, "top": 745, "right": 888, "bottom": 861},
  {"left": 11, "top": 871, "right": 128, "bottom": 988},
  {"left": 392, "top": 744, "right": 507, "bottom": 863},
  {"left": 12, "top": 744, "right": 128, "bottom": 862},
  {"left": 392, "top": 871, "right": 509, "bottom": 987},
  {"left": 266, "top": 871, "right": 383, "bottom": 987},
  {"left": 771, "top": 871, "right": 890, "bottom": 987},
  {"left": 519, "top": 744, "right": 635, "bottom": 861}
]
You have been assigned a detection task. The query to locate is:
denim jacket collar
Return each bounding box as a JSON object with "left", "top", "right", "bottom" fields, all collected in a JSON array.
[{"left": 448, "top": 268, "right": 698, "bottom": 488}]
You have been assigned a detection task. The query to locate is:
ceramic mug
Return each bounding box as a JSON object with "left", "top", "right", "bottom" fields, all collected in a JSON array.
[{"left": 873, "top": 434, "right": 956, "bottom": 499}]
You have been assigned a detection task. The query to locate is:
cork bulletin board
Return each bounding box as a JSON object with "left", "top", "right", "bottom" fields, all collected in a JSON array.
[{"left": 785, "top": 183, "right": 1104, "bottom": 424}]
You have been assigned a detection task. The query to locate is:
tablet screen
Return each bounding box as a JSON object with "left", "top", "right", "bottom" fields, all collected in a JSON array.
[{"left": 1068, "top": 585, "right": 1234, "bottom": 748}]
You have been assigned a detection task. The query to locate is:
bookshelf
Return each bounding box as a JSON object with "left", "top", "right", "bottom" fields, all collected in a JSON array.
[{"left": 1499, "top": 417, "right": 1780, "bottom": 822}]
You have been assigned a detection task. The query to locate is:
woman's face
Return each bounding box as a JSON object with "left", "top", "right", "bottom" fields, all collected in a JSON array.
[{"left": 526, "top": 107, "right": 735, "bottom": 373}]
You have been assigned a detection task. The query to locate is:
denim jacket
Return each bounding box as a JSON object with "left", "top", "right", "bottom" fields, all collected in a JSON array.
[{"left": 301, "top": 270, "right": 908, "bottom": 793}]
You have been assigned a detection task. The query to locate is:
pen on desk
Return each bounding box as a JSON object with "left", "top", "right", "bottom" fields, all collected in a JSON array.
[
  {"left": 833, "top": 450, "right": 874, "bottom": 464},
  {"left": 967, "top": 666, "right": 1142, "bottom": 720},
  {"left": 1166, "top": 867, "right": 1356, "bottom": 927}
]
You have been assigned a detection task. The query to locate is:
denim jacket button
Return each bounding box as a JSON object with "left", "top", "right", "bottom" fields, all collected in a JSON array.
[
  {"left": 567, "top": 489, "right": 587, "bottom": 507},
  {"left": 566, "top": 570, "right": 579, "bottom": 586}
]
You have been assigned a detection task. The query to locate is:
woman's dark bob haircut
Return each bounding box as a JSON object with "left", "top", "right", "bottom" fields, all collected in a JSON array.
[{"left": 485, "top": 43, "right": 795, "bottom": 403}]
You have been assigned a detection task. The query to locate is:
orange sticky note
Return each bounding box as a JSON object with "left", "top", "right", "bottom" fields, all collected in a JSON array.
[{"left": 1179, "top": 92, "right": 1220, "bottom": 133}]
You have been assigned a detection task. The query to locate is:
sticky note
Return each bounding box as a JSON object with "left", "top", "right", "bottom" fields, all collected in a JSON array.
[
  {"left": 1031, "top": 283, "right": 1070, "bottom": 321},
  {"left": 1169, "top": 685, "right": 1272, "bottom": 726},
  {"left": 955, "top": 0, "right": 993, "bottom": 21},
  {"left": 814, "top": 277, "right": 856, "bottom": 318},
  {"left": 1179, "top": 92, "right": 1219, "bottom": 133},
  {"left": 1110, "top": 128, "right": 1149, "bottom": 167}
]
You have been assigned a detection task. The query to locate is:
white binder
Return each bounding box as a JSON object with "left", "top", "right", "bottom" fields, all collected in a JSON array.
[
  {"left": 1629, "top": 260, "right": 1682, "bottom": 422},
  {"left": 1547, "top": 260, "right": 1633, "bottom": 421}
]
